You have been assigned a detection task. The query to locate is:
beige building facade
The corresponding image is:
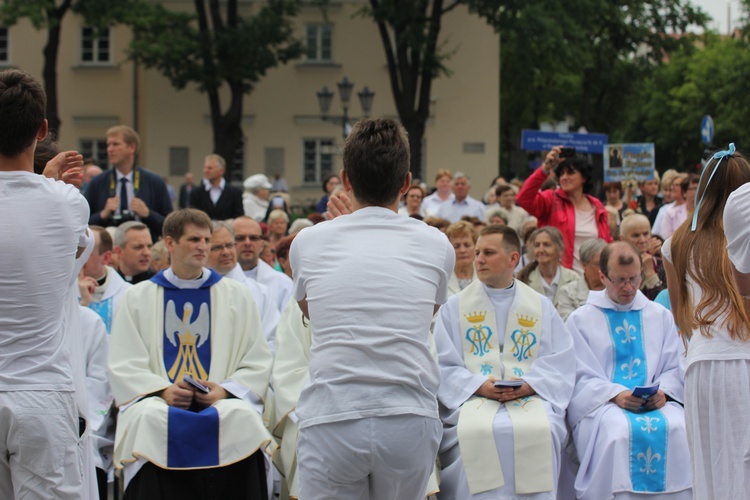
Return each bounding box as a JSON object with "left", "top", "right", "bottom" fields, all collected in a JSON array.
[{"left": 2, "top": 1, "right": 499, "bottom": 208}]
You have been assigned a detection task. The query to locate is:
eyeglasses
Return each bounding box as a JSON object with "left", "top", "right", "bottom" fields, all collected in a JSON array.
[
  {"left": 210, "top": 243, "right": 236, "bottom": 252},
  {"left": 604, "top": 274, "right": 642, "bottom": 288},
  {"left": 235, "top": 235, "right": 263, "bottom": 243}
]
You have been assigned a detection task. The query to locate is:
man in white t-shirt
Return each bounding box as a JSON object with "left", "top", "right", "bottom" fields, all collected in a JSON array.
[
  {"left": 290, "top": 118, "right": 455, "bottom": 499},
  {"left": 0, "top": 69, "right": 90, "bottom": 498}
]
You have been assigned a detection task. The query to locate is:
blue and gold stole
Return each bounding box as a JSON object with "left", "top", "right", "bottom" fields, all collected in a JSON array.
[
  {"left": 603, "top": 308, "right": 668, "bottom": 492},
  {"left": 457, "top": 279, "right": 553, "bottom": 494},
  {"left": 152, "top": 270, "right": 224, "bottom": 468}
]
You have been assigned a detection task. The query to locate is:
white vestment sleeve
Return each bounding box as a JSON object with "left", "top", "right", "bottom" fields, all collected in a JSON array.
[{"left": 434, "top": 297, "right": 488, "bottom": 410}]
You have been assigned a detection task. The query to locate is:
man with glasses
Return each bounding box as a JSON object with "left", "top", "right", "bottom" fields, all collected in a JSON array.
[
  {"left": 232, "top": 216, "right": 293, "bottom": 313},
  {"left": 208, "top": 221, "right": 279, "bottom": 353},
  {"left": 565, "top": 241, "right": 691, "bottom": 500}
]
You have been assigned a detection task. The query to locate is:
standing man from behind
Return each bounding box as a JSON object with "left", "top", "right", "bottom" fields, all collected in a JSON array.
[
  {"left": 0, "top": 69, "right": 90, "bottom": 498},
  {"left": 178, "top": 172, "right": 194, "bottom": 209},
  {"left": 290, "top": 118, "right": 455, "bottom": 499},
  {"left": 85, "top": 125, "right": 173, "bottom": 242},
  {"left": 189, "top": 154, "right": 244, "bottom": 220},
  {"left": 437, "top": 172, "right": 487, "bottom": 223}
]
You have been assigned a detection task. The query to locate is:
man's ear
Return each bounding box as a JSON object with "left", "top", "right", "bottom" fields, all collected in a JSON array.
[
  {"left": 36, "top": 119, "right": 48, "bottom": 142},
  {"left": 400, "top": 171, "right": 413, "bottom": 195}
]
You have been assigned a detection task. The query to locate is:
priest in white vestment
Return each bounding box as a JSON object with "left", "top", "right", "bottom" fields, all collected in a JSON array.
[
  {"left": 434, "top": 224, "right": 576, "bottom": 499},
  {"left": 109, "top": 209, "right": 274, "bottom": 499},
  {"left": 565, "top": 241, "right": 691, "bottom": 500}
]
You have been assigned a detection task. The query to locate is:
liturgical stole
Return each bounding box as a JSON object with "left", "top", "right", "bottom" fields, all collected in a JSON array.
[{"left": 457, "top": 280, "right": 553, "bottom": 495}]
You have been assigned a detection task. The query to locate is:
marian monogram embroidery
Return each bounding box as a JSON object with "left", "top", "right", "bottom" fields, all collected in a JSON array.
[
  {"left": 510, "top": 314, "right": 539, "bottom": 362},
  {"left": 465, "top": 311, "right": 494, "bottom": 357}
]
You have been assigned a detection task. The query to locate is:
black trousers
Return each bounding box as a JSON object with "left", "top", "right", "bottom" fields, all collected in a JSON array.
[{"left": 123, "top": 451, "right": 267, "bottom": 500}]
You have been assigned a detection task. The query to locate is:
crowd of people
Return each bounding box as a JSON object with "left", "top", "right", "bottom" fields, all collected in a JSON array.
[{"left": 3, "top": 67, "right": 750, "bottom": 500}]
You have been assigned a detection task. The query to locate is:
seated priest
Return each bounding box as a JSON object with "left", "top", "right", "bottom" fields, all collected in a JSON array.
[
  {"left": 108, "top": 209, "right": 275, "bottom": 499},
  {"left": 434, "top": 224, "right": 576, "bottom": 499},
  {"left": 565, "top": 241, "right": 691, "bottom": 500}
]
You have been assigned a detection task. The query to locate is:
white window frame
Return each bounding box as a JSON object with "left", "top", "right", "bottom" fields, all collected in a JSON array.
[
  {"left": 305, "top": 24, "right": 333, "bottom": 63},
  {"left": 302, "top": 138, "right": 335, "bottom": 184},
  {"left": 81, "top": 26, "right": 111, "bottom": 65}
]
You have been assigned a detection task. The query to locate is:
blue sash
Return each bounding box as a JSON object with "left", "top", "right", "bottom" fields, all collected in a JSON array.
[
  {"left": 89, "top": 297, "right": 114, "bottom": 333},
  {"left": 603, "top": 309, "right": 667, "bottom": 492}
]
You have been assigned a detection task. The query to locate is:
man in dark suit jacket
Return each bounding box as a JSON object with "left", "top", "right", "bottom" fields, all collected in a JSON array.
[
  {"left": 178, "top": 172, "right": 194, "bottom": 209},
  {"left": 189, "top": 154, "right": 244, "bottom": 220},
  {"left": 85, "top": 125, "right": 173, "bottom": 242}
]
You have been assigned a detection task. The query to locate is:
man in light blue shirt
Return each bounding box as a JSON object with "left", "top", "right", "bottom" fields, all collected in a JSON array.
[{"left": 437, "top": 172, "right": 487, "bottom": 223}]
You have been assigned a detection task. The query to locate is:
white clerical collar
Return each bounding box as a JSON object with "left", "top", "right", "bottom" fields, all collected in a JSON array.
[
  {"left": 164, "top": 267, "right": 211, "bottom": 289},
  {"left": 483, "top": 280, "right": 515, "bottom": 298},
  {"left": 604, "top": 291, "right": 638, "bottom": 311}
]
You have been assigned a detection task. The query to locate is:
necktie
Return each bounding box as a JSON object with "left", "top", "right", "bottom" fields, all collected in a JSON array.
[{"left": 120, "top": 178, "right": 129, "bottom": 213}]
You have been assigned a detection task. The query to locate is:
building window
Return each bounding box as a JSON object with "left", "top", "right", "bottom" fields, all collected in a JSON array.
[
  {"left": 169, "top": 147, "right": 189, "bottom": 176},
  {"left": 81, "top": 27, "right": 110, "bottom": 64},
  {"left": 305, "top": 24, "right": 332, "bottom": 62},
  {"left": 79, "top": 138, "right": 108, "bottom": 168},
  {"left": 0, "top": 27, "right": 8, "bottom": 64},
  {"left": 303, "top": 139, "right": 334, "bottom": 184}
]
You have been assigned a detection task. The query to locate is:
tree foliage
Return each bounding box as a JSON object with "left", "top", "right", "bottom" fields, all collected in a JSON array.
[
  {"left": 477, "top": 0, "right": 709, "bottom": 177},
  {"left": 126, "top": 0, "right": 302, "bottom": 176}
]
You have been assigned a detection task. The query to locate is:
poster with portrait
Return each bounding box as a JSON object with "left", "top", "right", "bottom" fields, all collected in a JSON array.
[{"left": 603, "top": 143, "right": 655, "bottom": 182}]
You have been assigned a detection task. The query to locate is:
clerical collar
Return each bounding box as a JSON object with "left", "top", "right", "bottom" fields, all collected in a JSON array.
[
  {"left": 605, "top": 290, "right": 636, "bottom": 311},
  {"left": 96, "top": 271, "right": 108, "bottom": 287},
  {"left": 164, "top": 267, "right": 211, "bottom": 289}
]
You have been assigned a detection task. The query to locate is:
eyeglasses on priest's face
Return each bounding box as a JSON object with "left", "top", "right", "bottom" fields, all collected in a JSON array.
[{"left": 604, "top": 274, "right": 642, "bottom": 288}]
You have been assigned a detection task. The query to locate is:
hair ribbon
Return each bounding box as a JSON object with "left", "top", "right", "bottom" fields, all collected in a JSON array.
[{"left": 690, "top": 143, "right": 735, "bottom": 231}]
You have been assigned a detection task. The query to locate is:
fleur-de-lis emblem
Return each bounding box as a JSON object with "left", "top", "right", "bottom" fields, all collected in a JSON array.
[
  {"left": 635, "top": 415, "right": 660, "bottom": 433},
  {"left": 615, "top": 319, "right": 637, "bottom": 344},
  {"left": 637, "top": 447, "right": 661, "bottom": 475},
  {"left": 621, "top": 356, "right": 641, "bottom": 380},
  {"left": 481, "top": 363, "right": 493, "bottom": 376}
]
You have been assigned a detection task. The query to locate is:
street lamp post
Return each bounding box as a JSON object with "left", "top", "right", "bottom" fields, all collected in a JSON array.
[{"left": 316, "top": 76, "right": 375, "bottom": 140}]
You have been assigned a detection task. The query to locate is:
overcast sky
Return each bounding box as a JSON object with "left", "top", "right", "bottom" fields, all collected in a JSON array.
[{"left": 692, "top": 0, "right": 745, "bottom": 33}]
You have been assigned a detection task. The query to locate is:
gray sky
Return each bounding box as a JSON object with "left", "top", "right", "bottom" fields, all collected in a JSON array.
[{"left": 692, "top": 0, "right": 745, "bottom": 33}]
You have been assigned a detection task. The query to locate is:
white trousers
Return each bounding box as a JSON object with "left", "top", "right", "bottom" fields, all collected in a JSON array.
[
  {"left": 0, "top": 390, "right": 83, "bottom": 499},
  {"left": 297, "top": 414, "right": 441, "bottom": 500}
]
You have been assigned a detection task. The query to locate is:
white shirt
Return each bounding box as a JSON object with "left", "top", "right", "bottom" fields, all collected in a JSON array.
[
  {"left": 436, "top": 195, "right": 487, "bottom": 223},
  {"left": 540, "top": 266, "right": 561, "bottom": 303},
  {"left": 422, "top": 191, "right": 454, "bottom": 217},
  {"left": 724, "top": 182, "right": 750, "bottom": 273},
  {"left": 0, "top": 172, "right": 89, "bottom": 391},
  {"left": 203, "top": 177, "right": 226, "bottom": 205},
  {"left": 660, "top": 202, "right": 688, "bottom": 239},
  {"left": 290, "top": 206, "right": 455, "bottom": 428}
]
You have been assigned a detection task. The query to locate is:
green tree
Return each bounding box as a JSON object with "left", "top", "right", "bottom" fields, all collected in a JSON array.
[
  {"left": 475, "top": 0, "right": 709, "bottom": 177},
  {"left": 126, "top": 0, "right": 302, "bottom": 175},
  {"left": 0, "top": 0, "right": 127, "bottom": 138},
  {"left": 634, "top": 34, "right": 750, "bottom": 168}
]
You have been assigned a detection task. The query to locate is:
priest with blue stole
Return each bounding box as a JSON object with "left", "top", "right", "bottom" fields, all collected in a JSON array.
[
  {"left": 565, "top": 241, "right": 691, "bottom": 500},
  {"left": 108, "top": 209, "right": 274, "bottom": 499},
  {"left": 434, "top": 224, "right": 576, "bottom": 499}
]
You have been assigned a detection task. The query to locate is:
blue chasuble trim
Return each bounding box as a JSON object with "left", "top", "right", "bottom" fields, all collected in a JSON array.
[
  {"left": 603, "top": 309, "right": 668, "bottom": 493},
  {"left": 167, "top": 406, "right": 220, "bottom": 467}
]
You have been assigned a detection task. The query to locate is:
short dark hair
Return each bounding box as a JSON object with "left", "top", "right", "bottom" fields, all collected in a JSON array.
[
  {"left": 342, "top": 118, "right": 410, "bottom": 206},
  {"left": 0, "top": 69, "right": 46, "bottom": 157},
  {"left": 600, "top": 241, "right": 642, "bottom": 276},
  {"left": 33, "top": 135, "right": 58, "bottom": 174},
  {"left": 163, "top": 209, "right": 212, "bottom": 241},
  {"left": 554, "top": 156, "right": 594, "bottom": 193},
  {"left": 495, "top": 184, "right": 514, "bottom": 197},
  {"left": 479, "top": 224, "right": 521, "bottom": 254},
  {"left": 275, "top": 233, "right": 297, "bottom": 262},
  {"left": 321, "top": 173, "right": 340, "bottom": 193},
  {"left": 90, "top": 225, "right": 113, "bottom": 254}
]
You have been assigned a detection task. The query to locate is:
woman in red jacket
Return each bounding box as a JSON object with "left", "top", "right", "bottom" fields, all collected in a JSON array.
[{"left": 516, "top": 146, "right": 612, "bottom": 272}]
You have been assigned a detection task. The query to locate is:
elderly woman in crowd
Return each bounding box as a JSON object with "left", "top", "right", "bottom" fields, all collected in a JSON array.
[
  {"left": 267, "top": 209, "right": 289, "bottom": 251},
  {"left": 517, "top": 146, "right": 612, "bottom": 273},
  {"left": 243, "top": 173, "right": 272, "bottom": 221},
  {"left": 485, "top": 206, "right": 509, "bottom": 226},
  {"left": 517, "top": 226, "right": 582, "bottom": 310},
  {"left": 637, "top": 171, "right": 663, "bottom": 225},
  {"left": 556, "top": 238, "right": 608, "bottom": 320},
  {"left": 619, "top": 213, "right": 666, "bottom": 300},
  {"left": 399, "top": 184, "right": 427, "bottom": 217},
  {"left": 444, "top": 221, "right": 478, "bottom": 296}
]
